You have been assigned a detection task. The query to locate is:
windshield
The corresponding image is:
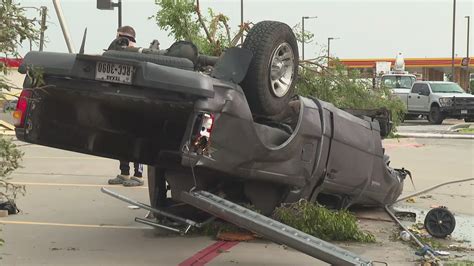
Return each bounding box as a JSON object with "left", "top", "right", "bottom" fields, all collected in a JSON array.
[
  {"left": 382, "top": 76, "right": 415, "bottom": 89},
  {"left": 430, "top": 83, "right": 464, "bottom": 93}
]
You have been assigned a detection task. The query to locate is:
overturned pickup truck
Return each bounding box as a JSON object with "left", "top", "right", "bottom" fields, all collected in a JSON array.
[{"left": 15, "top": 21, "right": 407, "bottom": 215}]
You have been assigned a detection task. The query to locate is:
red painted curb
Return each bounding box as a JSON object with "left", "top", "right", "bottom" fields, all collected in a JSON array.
[{"left": 179, "top": 241, "right": 239, "bottom": 266}]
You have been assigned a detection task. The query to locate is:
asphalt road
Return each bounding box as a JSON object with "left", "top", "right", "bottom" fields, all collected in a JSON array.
[{"left": 0, "top": 138, "right": 472, "bottom": 265}]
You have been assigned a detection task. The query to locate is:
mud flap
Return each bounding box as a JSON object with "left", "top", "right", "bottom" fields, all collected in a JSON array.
[{"left": 180, "top": 190, "right": 372, "bottom": 265}]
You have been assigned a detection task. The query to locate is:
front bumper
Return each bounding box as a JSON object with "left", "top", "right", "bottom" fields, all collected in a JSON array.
[{"left": 440, "top": 107, "right": 474, "bottom": 118}]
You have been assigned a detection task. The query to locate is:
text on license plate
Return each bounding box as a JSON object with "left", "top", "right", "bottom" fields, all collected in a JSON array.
[
  {"left": 461, "top": 110, "right": 468, "bottom": 114},
  {"left": 95, "top": 62, "right": 134, "bottom": 84}
]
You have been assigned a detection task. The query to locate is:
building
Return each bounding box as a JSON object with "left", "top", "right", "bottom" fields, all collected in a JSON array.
[{"left": 339, "top": 57, "right": 473, "bottom": 91}]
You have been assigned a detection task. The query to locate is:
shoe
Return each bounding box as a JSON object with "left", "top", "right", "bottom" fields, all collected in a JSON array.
[
  {"left": 108, "top": 175, "right": 130, "bottom": 185},
  {"left": 123, "top": 176, "right": 144, "bottom": 187}
]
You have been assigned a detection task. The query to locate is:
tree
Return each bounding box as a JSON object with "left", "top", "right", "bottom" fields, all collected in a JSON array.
[
  {"left": 0, "top": 0, "right": 40, "bottom": 206},
  {"left": 297, "top": 58, "right": 406, "bottom": 128},
  {"left": 155, "top": 1, "right": 405, "bottom": 128},
  {"left": 154, "top": 0, "right": 244, "bottom": 56}
]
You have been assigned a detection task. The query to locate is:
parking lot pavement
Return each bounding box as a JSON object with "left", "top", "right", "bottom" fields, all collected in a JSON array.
[
  {"left": 1, "top": 139, "right": 472, "bottom": 265},
  {"left": 0, "top": 144, "right": 330, "bottom": 266}
]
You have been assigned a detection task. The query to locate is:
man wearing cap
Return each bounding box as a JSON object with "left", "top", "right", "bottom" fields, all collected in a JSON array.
[{"left": 107, "top": 25, "right": 144, "bottom": 187}]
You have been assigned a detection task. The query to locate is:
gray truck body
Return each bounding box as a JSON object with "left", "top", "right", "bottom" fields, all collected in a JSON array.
[{"left": 16, "top": 48, "right": 406, "bottom": 213}]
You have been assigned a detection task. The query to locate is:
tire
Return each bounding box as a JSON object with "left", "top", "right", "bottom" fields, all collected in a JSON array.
[
  {"left": 103, "top": 50, "right": 194, "bottom": 71},
  {"left": 241, "top": 21, "right": 299, "bottom": 116},
  {"left": 428, "top": 105, "right": 444, "bottom": 125},
  {"left": 147, "top": 166, "right": 167, "bottom": 209}
]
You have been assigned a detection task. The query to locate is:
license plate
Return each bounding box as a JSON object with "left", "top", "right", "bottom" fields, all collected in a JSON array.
[
  {"left": 461, "top": 110, "right": 468, "bottom": 114},
  {"left": 95, "top": 62, "right": 134, "bottom": 84}
]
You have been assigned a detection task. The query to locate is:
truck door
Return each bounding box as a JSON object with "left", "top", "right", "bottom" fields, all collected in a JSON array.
[
  {"left": 408, "top": 83, "right": 422, "bottom": 111},
  {"left": 415, "top": 84, "right": 431, "bottom": 112}
]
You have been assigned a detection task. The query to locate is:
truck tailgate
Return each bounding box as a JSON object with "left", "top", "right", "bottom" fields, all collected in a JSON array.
[{"left": 17, "top": 51, "right": 215, "bottom": 165}]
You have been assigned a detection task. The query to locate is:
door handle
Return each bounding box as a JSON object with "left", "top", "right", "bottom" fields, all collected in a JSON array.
[
  {"left": 417, "top": 96, "right": 420, "bottom": 99},
  {"left": 408, "top": 96, "right": 411, "bottom": 98}
]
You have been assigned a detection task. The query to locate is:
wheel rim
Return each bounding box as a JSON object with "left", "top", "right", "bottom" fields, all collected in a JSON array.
[
  {"left": 269, "top": 42, "right": 295, "bottom": 98},
  {"left": 424, "top": 208, "right": 456, "bottom": 238}
]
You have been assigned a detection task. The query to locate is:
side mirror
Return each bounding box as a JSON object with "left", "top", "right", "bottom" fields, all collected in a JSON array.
[
  {"left": 97, "top": 0, "right": 113, "bottom": 10},
  {"left": 419, "top": 91, "right": 430, "bottom": 96}
]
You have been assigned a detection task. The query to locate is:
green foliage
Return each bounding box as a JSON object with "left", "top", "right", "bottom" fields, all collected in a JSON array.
[
  {"left": 154, "top": 0, "right": 232, "bottom": 55},
  {"left": 0, "top": 137, "right": 24, "bottom": 201},
  {"left": 0, "top": 0, "right": 40, "bottom": 57},
  {"left": 297, "top": 61, "right": 406, "bottom": 128},
  {"left": 0, "top": 0, "right": 39, "bottom": 203},
  {"left": 292, "top": 23, "right": 315, "bottom": 44},
  {"left": 274, "top": 200, "right": 376, "bottom": 243},
  {"left": 154, "top": 0, "right": 200, "bottom": 42}
]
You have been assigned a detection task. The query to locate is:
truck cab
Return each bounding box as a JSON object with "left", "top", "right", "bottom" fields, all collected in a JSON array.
[
  {"left": 381, "top": 73, "right": 416, "bottom": 94},
  {"left": 400, "top": 81, "right": 474, "bottom": 124}
]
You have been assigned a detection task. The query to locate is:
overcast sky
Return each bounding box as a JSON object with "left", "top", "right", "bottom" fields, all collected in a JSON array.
[{"left": 19, "top": 0, "right": 473, "bottom": 59}]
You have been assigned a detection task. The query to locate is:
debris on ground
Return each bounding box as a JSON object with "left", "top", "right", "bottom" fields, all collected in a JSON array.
[
  {"left": 405, "top": 197, "right": 416, "bottom": 203},
  {"left": 217, "top": 232, "right": 256, "bottom": 241},
  {"left": 419, "top": 195, "right": 433, "bottom": 199}
]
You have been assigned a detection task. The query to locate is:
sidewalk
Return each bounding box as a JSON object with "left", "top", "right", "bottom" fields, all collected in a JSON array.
[{"left": 396, "top": 119, "right": 474, "bottom": 139}]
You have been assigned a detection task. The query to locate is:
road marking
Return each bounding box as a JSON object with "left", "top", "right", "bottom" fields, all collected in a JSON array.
[
  {"left": 22, "top": 156, "right": 110, "bottom": 160},
  {"left": 11, "top": 181, "right": 148, "bottom": 189},
  {"left": 179, "top": 241, "right": 239, "bottom": 266},
  {"left": 0, "top": 220, "right": 151, "bottom": 230},
  {"left": 384, "top": 143, "right": 425, "bottom": 149}
]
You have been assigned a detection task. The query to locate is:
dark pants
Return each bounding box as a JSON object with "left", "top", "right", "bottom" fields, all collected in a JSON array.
[{"left": 119, "top": 161, "right": 143, "bottom": 177}]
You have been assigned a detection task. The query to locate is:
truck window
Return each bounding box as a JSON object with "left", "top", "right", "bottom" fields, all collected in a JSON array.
[
  {"left": 430, "top": 83, "right": 464, "bottom": 93},
  {"left": 382, "top": 76, "right": 415, "bottom": 89},
  {"left": 420, "top": 84, "right": 430, "bottom": 95},
  {"left": 411, "top": 84, "right": 422, "bottom": 93}
]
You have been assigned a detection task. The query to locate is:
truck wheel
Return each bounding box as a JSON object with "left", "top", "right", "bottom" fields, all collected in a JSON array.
[
  {"left": 241, "top": 21, "right": 299, "bottom": 116},
  {"left": 147, "top": 166, "right": 167, "bottom": 209},
  {"left": 428, "top": 106, "right": 444, "bottom": 125}
]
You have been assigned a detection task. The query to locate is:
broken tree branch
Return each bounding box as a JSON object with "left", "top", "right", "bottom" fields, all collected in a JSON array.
[{"left": 195, "top": 0, "right": 213, "bottom": 44}]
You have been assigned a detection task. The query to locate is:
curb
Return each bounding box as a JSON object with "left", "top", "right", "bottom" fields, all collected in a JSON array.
[{"left": 395, "top": 132, "right": 474, "bottom": 139}]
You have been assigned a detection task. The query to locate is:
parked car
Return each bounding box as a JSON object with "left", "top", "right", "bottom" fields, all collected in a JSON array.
[
  {"left": 394, "top": 81, "right": 474, "bottom": 124},
  {"left": 14, "top": 21, "right": 408, "bottom": 215}
]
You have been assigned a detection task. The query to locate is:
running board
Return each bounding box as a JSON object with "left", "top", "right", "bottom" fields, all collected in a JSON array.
[
  {"left": 180, "top": 190, "right": 372, "bottom": 266},
  {"left": 101, "top": 187, "right": 197, "bottom": 234}
]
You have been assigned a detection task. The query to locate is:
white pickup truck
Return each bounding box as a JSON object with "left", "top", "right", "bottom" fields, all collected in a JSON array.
[{"left": 396, "top": 81, "right": 474, "bottom": 124}]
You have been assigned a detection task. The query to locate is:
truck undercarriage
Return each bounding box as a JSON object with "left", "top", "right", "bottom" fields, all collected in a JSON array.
[{"left": 15, "top": 21, "right": 408, "bottom": 265}]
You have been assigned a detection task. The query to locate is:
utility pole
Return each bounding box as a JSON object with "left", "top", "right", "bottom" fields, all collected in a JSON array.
[
  {"left": 116, "top": 0, "right": 122, "bottom": 28},
  {"left": 39, "top": 6, "right": 47, "bottom": 51},
  {"left": 52, "top": 0, "right": 75, "bottom": 53},
  {"left": 97, "top": 0, "right": 122, "bottom": 28},
  {"left": 301, "top": 16, "right": 317, "bottom": 60},
  {"left": 240, "top": 0, "right": 243, "bottom": 44},
  {"left": 466, "top": 16, "right": 471, "bottom": 89},
  {"left": 451, "top": 0, "right": 456, "bottom": 82},
  {"left": 327, "top": 37, "right": 339, "bottom": 67}
]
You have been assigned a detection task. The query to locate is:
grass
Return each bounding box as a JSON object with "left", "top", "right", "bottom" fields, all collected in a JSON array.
[
  {"left": 273, "top": 200, "right": 376, "bottom": 243},
  {"left": 459, "top": 128, "right": 474, "bottom": 134}
]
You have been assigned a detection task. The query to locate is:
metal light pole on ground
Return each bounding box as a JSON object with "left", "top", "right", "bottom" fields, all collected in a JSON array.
[
  {"left": 451, "top": 0, "right": 456, "bottom": 81},
  {"left": 301, "top": 16, "right": 317, "bottom": 61},
  {"left": 327, "top": 37, "right": 339, "bottom": 67}
]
